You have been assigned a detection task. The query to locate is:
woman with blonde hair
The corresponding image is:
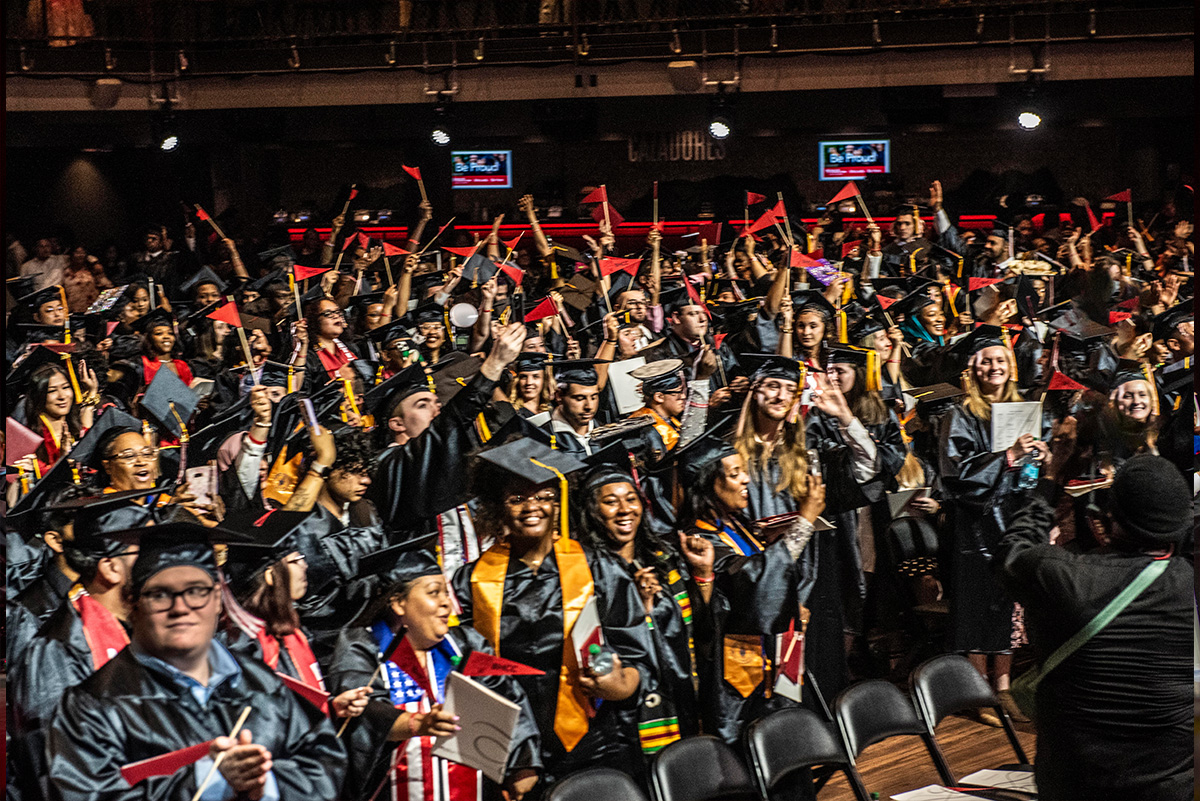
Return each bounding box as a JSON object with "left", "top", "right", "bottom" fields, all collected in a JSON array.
[
  {"left": 506, "top": 352, "right": 554, "bottom": 418},
  {"left": 939, "top": 324, "right": 1043, "bottom": 724}
]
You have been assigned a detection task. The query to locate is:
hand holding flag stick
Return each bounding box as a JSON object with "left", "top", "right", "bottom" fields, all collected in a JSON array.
[
  {"left": 337, "top": 630, "right": 405, "bottom": 738},
  {"left": 209, "top": 298, "right": 259, "bottom": 385},
  {"left": 190, "top": 706, "right": 252, "bottom": 801}
]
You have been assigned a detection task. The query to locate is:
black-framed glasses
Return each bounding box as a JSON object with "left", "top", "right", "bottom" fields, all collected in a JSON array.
[
  {"left": 318, "top": 310, "right": 345, "bottom": 319},
  {"left": 139, "top": 584, "right": 217, "bottom": 613}
]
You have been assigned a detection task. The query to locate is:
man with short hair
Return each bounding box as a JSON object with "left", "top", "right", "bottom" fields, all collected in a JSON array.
[
  {"left": 20, "top": 238, "right": 67, "bottom": 291},
  {"left": 46, "top": 525, "right": 345, "bottom": 801},
  {"left": 543, "top": 360, "right": 603, "bottom": 456}
]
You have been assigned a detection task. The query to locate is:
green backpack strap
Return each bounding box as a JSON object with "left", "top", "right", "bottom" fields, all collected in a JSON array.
[{"left": 1039, "top": 558, "right": 1170, "bottom": 677}]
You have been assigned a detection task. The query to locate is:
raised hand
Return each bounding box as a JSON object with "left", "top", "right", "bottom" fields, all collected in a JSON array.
[
  {"left": 211, "top": 729, "right": 272, "bottom": 799},
  {"left": 929, "top": 180, "right": 944, "bottom": 210}
]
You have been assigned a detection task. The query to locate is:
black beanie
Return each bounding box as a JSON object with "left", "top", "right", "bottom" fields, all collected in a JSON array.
[{"left": 1110, "top": 455, "right": 1191, "bottom": 546}]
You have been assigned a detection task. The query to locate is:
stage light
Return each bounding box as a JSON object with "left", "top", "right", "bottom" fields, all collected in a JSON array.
[
  {"left": 431, "top": 126, "right": 451, "bottom": 146},
  {"left": 1017, "top": 111, "right": 1041, "bottom": 130},
  {"left": 160, "top": 134, "right": 179, "bottom": 151},
  {"left": 708, "top": 116, "right": 731, "bottom": 140}
]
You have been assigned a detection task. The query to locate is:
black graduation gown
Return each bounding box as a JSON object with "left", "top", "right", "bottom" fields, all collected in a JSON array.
[
  {"left": 937, "top": 403, "right": 1027, "bottom": 653},
  {"left": 326, "top": 624, "right": 544, "bottom": 800},
  {"left": 687, "top": 518, "right": 807, "bottom": 743},
  {"left": 636, "top": 330, "right": 739, "bottom": 390},
  {"left": 6, "top": 530, "right": 49, "bottom": 600},
  {"left": 46, "top": 646, "right": 345, "bottom": 801},
  {"left": 10, "top": 599, "right": 116, "bottom": 800},
  {"left": 901, "top": 338, "right": 954, "bottom": 388},
  {"left": 7, "top": 561, "right": 73, "bottom": 661},
  {"left": 450, "top": 543, "right": 656, "bottom": 786},
  {"left": 370, "top": 372, "right": 497, "bottom": 540}
]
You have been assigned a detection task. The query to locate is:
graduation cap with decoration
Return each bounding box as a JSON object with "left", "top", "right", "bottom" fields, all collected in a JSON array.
[
  {"left": 6, "top": 343, "right": 77, "bottom": 390},
  {"left": 630, "top": 358, "right": 686, "bottom": 397},
  {"left": 903, "top": 383, "right": 965, "bottom": 419}
]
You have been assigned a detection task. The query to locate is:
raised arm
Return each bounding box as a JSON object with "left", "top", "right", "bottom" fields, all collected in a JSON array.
[{"left": 518, "top": 194, "right": 552, "bottom": 258}]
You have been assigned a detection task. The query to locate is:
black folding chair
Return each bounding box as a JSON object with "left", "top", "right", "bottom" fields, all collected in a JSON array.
[
  {"left": 746, "top": 707, "right": 871, "bottom": 801},
  {"left": 546, "top": 767, "right": 649, "bottom": 801},
  {"left": 910, "top": 653, "right": 1031, "bottom": 773},
  {"left": 834, "top": 680, "right": 955, "bottom": 787},
  {"left": 650, "top": 735, "right": 758, "bottom": 801}
]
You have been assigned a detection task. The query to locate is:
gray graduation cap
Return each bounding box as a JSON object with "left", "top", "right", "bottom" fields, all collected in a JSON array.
[{"left": 140, "top": 364, "right": 198, "bottom": 437}]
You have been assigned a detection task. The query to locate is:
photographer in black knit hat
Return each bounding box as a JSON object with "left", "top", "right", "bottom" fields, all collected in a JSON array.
[{"left": 994, "top": 416, "right": 1193, "bottom": 801}]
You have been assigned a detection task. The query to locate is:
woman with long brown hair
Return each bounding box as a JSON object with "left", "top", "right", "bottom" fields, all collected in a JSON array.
[{"left": 22, "top": 358, "right": 100, "bottom": 466}]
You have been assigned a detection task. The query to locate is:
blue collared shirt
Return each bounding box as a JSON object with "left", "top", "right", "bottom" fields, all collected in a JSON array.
[{"left": 131, "top": 641, "right": 279, "bottom": 801}]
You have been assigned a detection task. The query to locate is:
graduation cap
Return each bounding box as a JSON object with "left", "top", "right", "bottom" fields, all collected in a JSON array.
[
  {"left": 1111, "top": 365, "right": 1155, "bottom": 390},
  {"left": 709, "top": 299, "right": 759, "bottom": 332},
  {"left": 348, "top": 292, "right": 385, "bottom": 314},
  {"left": 849, "top": 312, "right": 886, "bottom": 341},
  {"left": 708, "top": 277, "right": 755, "bottom": 301},
  {"left": 660, "top": 284, "right": 706, "bottom": 315},
  {"left": 6, "top": 344, "right": 74, "bottom": 388},
  {"left": 827, "top": 344, "right": 883, "bottom": 391},
  {"left": 12, "top": 323, "right": 69, "bottom": 347},
  {"left": 367, "top": 318, "right": 415, "bottom": 347},
  {"left": 140, "top": 365, "right": 197, "bottom": 437},
  {"left": 179, "top": 266, "right": 228, "bottom": 298},
  {"left": 947, "top": 324, "right": 1008, "bottom": 367},
  {"left": 220, "top": 509, "right": 314, "bottom": 594},
  {"left": 402, "top": 299, "right": 448, "bottom": 328},
  {"left": 1051, "top": 314, "right": 1115, "bottom": 344},
  {"left": 889, "top": 288, "right": 935, "bottom": 320},
  {"left": 121, "top": 522, "right": 252, "bottom": 596},
  {"left": 18, "top": 284, "right": 66, "bottom": 313},
  {"left": 257, "top": 243, "right": 297, "bottom": 270},
  {"left": 549, "top": 242, "right": 590, "bottom": 267},
  {"left": 475, "top": 437, "right": 587, "bottom": 490},
  {"left": 461, "top": 253, "right": 498, "bottom": 284},
  {"left": 430, "top": 351, "right": 485, "bottom": 401},
  {"left": 556, "top": 274, "right": 599, "bottom": 313},
  {"left": 72, "top": 407, "right": 145, "bottom": 470},
  {"left": 131, "top": 308, "right": 176, "bottom": 336},
  {"left": 904, "top": 383, "right": 965, "bottom": 418},
  {"left": 630, "top": 358, "right": 686, "bottom": 395},
  {"left": 53, "top": 487, "right": 164, "bottom": 539},
  {"left": 7, "top": 274, "right": 36, "bottom": 300},
  {"left": 1151, "top": 302, "right": 1192, "bottom": 342},
  {"left": 6, "top": 456, "right": 77, "bottom": 527},
  {"left": 512, "top": 351, "right": 551, "bottom": 374},
  {"left": 790, "top": 289, "right": 838, "bottom": 321},
  {"left": 410, "top": 271, "right": 448, "bottom": 299},
  {"left": 664, "top": 419, "right": 737, "bottom": 489},
  {"left": 739, "top": 353, "right": 806, "bottom": 385},
  {"left": 244, "top": 269, "right": 287, "bottom": 295},
  {"left": 355, "top": 534, "right": 441, "bottom": 582},
  {"left": 1157, "top": 356, "right": 1192, "bottom": 398},
  {"left": 548, "top": 357, "right": 609, "bottom": 387},
  {"left": 362, "top": 363, "right": 430, "bottom": 420}
]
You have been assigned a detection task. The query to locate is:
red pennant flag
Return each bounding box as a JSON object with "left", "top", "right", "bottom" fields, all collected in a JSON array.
[
  {"left": 790, "top": 250, "right": 821, "bottom": 269},
  {"left": 968, "top": 277, "right": 1004, "bottom": 291},
  {"left": 698, "top": 222, "right": 722, "bottom": 246},
  {"left": 356, "top": 232, "right": 371, "bottom": 249},
  {"left": 382, "top": 242, "right": 409, "bottom": 257},
  {"left": 738, "top": 227, "right": 761, "bottom": 241},
  {"left": 1104, "top": 189, "right": 1132, "bottom": 203},
  {"left": 1116, "top": 296, "right": 1140, "bottom": 310},
  {"left": 120, "top": 742, "right": 211, "bottom": 786},
  {"left": 499, "top": 263, "right": 524, "bottom": 287},
  {"left": 748, "top": 201, "right": 786, "bottom": 235},
  {"left": 683, "top": 278, "right": 711, "bottom": 319},
  {"left": 348, "top": 187, "right": 359, "bottom": 201},
  {"left": 524, "top": 297, "right": 559, "bottom": 322},
  {"left": 502, "top": 234, "right": 523, "bottom": 253},
  {"left": 841, "top": 240, "right": 864, "bottom": 258},
  {"left": 341, "top": 234, "right": 358, "bottom": 251},
  {"left": 6, "top": 417, "right": 44, "bottom": 464},
  {"left": 828, "top": 182, "right": 860, "bottom": 204},
  {"left": 875, "top": 294, "right": 898, "bottom": 310},
  {"left": 1085, "top": 204, "right": 1102, "bottom": 233},
  {"left": 592, "top": 204, "right": 624, "bottom": 228},
  {"left": 713, "top": 333, "right": 728, "bottom": 351},
  {"left": 599, "top": 256, "right": 641, "bottom": 277},
  {"left": 195, "top": 206, "right": 211, "bottom": 222},
  {"left": 442, "top": 246, "right": 479, "bottom": 258},
  {"left": 1047, "top": 371, "right": 1086, "bottom": 391},
  {"left": 293, "top": 264, "right": 330, "bottom": 281},
  {"left": 1108, "top": 311, "right": 1132, "bottom": 325},
  {"left": 402, "top": 165, "right": 422, "bottom": 182},
  {"left": 278, "top": 672, "right": 330, "bottom": 714},
  {"left": 106, "top": 321, "right": 120, "bottom": 338},
  {"left": 807, "top": 248, "right": 825, "bottom": 261},
  {"left": 206, "top": 301, "right": 243, "bottom": 328},
  {"left": 1032, "top": 213, "right": 1045, "bottom": 230},
  {"left": 581, "top": 186, "right": 608, "bottom": 204},
  {"left": 746, "top": 191, "right": 767, "bottom": 206},
  {"left": 460, "top": 651, "right": 545, "bottom": 676},
  {"left": 388, "top": 636, "right": 433, "bottom": 699}
]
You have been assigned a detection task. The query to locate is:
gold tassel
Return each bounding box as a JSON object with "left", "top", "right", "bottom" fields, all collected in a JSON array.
[
  {"left": 864, "top": 348, "right": 881, "bottom": 392},
  {"left": 61, "top": 354, "right": 83, "bottom": 404},
  {"left": 168, "top": 402, "right": 189, "bottom": 443},
  {"left": 529, "top": 457, "right": 569, "bottom": 540},
  {"left": 343, "top": 378, "right": 361, "bottom": 419},
  {"left": 58, "top": 286, "right": 71, "bottom": 344},
  {"left": 1141, "top": 364, "right": 1160, "bottom": 417},
  {"left": 836, "top": 310, "right": 848, "bottom": 344}
]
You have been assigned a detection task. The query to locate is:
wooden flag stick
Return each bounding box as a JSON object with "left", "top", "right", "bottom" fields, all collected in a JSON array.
[
  {"left": 417, "top": 178, "right": 429, "bottom": 206},
  {"left": 383, "top": 255, "right": 394, "bottom": 287},
  {"left": 289, "top": 272, "right": 303, "bottom": 320},
  {"left": 854, "top": 192, "right": 875, "bottom": 226},
  {"left": 652, "top": 180, "right": 659, "bottom": 228},
  {"left": 194, "top": 205, "right": 229, "bottom": 241},
  {"left": 191, "top": 706, "right": 252, "bottom": 801},
  {"left": 601, "top": 184, "right": 612, "bottom": 235},
  {"left": 416, "top": 217, "right": 456, "bottom": 256},
  {"left": 337, "top": 664, "right": 385, "bottom": 738},
  {"left": 502, "top": 231, "right": 525, "bottom": 264},
  {"left": 777, "top": 193, "right": 796, "bottom": 249},
  {"left": 340, "top": 184, "right": 357, "bottom": 220},
  {"left": 1126, "top": 199, "right": 1134, "bottom": 230}
]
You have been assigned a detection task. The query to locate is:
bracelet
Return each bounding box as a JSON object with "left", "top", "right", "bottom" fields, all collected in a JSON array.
[
  {"left": 692, "top": 575, "right": 715, "bottom": 585},
  {"left": 482, "top": 308, "right": 493, "bottom": 314},
  {"left": 79, "top": 392, "right": 101, "bottom": 407},
  {"left": 308, "top": 462, "right": 332, "bottom": 478}
]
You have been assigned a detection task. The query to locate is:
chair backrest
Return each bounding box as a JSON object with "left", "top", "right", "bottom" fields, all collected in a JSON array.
[
  {"left": 883, "top": 516, "right": 941, "bottom": 565},
  {"left": 834, "top": 680, "right": 928, "bottom": 760},
  {"left": 546, "top": 768, "right": 649, "bottom": 801},
  {"left": 910, "top": 654, "right": 998, "bottom": 730},
  {"left": 747, "top": 707, "right": 871, "bottom": 801},
  {"left": 651, "top": 735, "right": 758, "bottom": 801}
]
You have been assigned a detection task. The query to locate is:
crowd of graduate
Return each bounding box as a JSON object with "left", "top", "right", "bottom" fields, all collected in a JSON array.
[{"left": 4, "top": 178, "right": 1194, "bottom": 801}]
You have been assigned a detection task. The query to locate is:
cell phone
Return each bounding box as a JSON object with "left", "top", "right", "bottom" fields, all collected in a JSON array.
[
  {"left": 300, "top": 397, "right": 322, "bottom": 435},
  {"left": 806, "top": 448, "right": 822, "bottom": 477},
  {"left": 184, "top": 465, "right": 217, "bottom": 508}
]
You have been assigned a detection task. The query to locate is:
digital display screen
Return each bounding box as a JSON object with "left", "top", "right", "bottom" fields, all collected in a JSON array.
[
  {"left": 818, "top": 140, "right": 890, "bottom": 181},
  {"left": 451, "top": 150, "right": 513, "bottom": 189}
]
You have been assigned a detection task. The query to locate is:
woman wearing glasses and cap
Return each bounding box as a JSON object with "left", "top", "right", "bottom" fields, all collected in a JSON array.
[{"left": 329, "top": 548, "right": 543, "bottom": 801}]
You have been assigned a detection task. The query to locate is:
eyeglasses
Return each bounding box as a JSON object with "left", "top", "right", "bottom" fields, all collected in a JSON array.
[
  {"left": 105, "top": 447, "right": 159, "bottom": 463},
  {"left": 139, "top": 584, "right": 216, "bottom": 613},
  {"left": 285, "top": 553, "right": 307, "bottom": 565},
  {"left": 503, "top": 491, "right": 557, "bottom": 507},
  {"left": 318, "top": 310, "right": 345, "bottom": 319}
]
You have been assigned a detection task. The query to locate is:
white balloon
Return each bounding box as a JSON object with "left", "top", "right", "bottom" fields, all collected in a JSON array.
[{"left": 449, "top": 302, "right": 480, "bottom": 329}]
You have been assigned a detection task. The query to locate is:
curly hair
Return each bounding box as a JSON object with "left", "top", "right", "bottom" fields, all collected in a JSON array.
[{"left": 317, "top": 426, "right": 377, "bottom": 477}]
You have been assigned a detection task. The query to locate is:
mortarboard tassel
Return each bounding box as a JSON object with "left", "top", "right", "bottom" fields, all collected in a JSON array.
[
  {"left": 865, "top": 348, "right": 882, "bottom": 393},
  {"left": 59, "top": 286, "right": 71, "bottom": 344},
  {"left": 836, "top": 310, "right": 848, "bottom": 344},
  {"left": 61, "top": 353, "right": 83, "bottom": 404},
  {"left": 1141, "top": 364, "right": 1160, "bottom": 417},
  {"left": 528, "top": 457, "right": 569, "bottom": 541}
]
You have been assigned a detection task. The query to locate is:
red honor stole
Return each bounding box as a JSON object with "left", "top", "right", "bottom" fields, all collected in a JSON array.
[
  {"left": 69, "top": 584, "right": 129, "bottom": 669},
  {"left": 256, "top": 628, "right": 325, "bottom": 691}
]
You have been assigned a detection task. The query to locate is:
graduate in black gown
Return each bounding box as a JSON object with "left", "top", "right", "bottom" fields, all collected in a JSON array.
[
  {"left": 328, "top": 548, "right": 543, "bottom": 801},
  {"left": 46, "top": 523, "right": 345, "bottom": 801},
  {"left": 450, "top": 439, "right": 656, "bottom": 789},
  {"left": 939, "top": 325, "right": 1049, "bottom": 718},
  {"left": 672, "top": 431, "right": 826, "bottom": 744}
]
